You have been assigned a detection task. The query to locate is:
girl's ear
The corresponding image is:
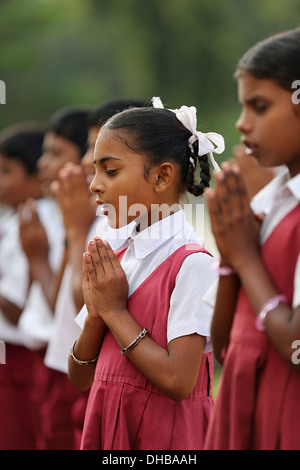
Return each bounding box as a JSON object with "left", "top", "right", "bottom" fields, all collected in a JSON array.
[{"left": 154, "top": 162, "right": 177, "bottom": 195}]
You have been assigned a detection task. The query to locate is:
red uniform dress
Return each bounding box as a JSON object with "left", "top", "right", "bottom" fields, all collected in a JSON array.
[
  {"left": 30, "top": 350, "right": 89, "bottom": 450},
  {"left": 205, "top": 205, "right": 300, "bottom": 450},
  {"left": 81, "top": 244, "right": 214, "bottom": 450},
  {"left": 0, "top": 344, "right": 37, "bottom": 449}
]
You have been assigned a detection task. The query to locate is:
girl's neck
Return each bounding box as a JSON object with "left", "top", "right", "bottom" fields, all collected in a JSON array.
[{"left": 134, "top": 203, "right": 182, "bottom": 234}]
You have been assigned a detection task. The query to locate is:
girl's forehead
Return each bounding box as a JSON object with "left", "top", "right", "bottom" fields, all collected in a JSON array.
[
  {"left": 237, "top": 74, "right": 284, "bottom": 102},
  {"left": 95, "top": 128, "right": 120, "bottom": 152},
  {"left": 94, "top": 128, "right": 140, "bottom": 163}
]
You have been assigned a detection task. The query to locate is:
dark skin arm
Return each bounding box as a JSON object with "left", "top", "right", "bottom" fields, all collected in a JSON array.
[
  {"left": 0, "top": 296, "right": 22, "bottom": 325},
  {"left": 210, "top": 274, "right": 240, "bottom": 364},
  {"left": 51, "top": 163, "right": 97, "bottom": 312},
  {"left": 205, "top": 162, "right": 300, "bottom": 372},
  {"left": 68, "top": 238, "right": 205, "bottom": 400},
  {"left": 18, "top": 198, "right": 66, "bottom": 312}
]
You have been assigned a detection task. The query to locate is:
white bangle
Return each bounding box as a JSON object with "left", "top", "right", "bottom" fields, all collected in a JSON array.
[
  {"left": 121, "top": 328, "right": 148, "bottom": 355},
  {"left": 255, "top": 294, "right": 288, "bottom": 331}
]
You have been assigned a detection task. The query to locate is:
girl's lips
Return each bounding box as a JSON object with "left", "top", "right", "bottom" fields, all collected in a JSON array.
[
  {"left": 242, "top": 139, "right": 257, "bottom": 156},
  {"left": 96, "top": 200, "right": 110, "bottom": 216}
]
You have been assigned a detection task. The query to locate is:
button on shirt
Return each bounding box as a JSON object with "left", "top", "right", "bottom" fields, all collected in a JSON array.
[{"left": 75, "top": 210, "right": 217, "bottom": 352}]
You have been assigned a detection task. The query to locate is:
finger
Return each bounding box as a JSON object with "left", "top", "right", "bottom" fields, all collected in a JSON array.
[
  {"left": 221, "top": 162, "right": 245, "bottom": 214},
  {"left": 102, "top": 239, "right": 124, "bottom": 272},
  {"left": 69, "top": 166, "right": 88, "bottom": 195},
  {"left": 231, "top": 164, "right": 250, "bottom": 212},
  {"left": 82, "top": 252, "right": 91, "bottom": 282},
  {"left": 83, "top": 251, "right": 97, "bottom": 281},
  {"left": 88, "top": 240, "right": 105, "bottom": 276},
  {"left": 59, "top": 167, "right": 73, "bottom": 200},
  {"left": 205, "top": 188, "right": 226, "bottom": 235},
  {"left": 94, "top": 238, "right": 114, "bottom": 272},
  {"left": 50, "top": 180, "right": 61, "bottom": 200},
  {"left": 214, "top": 170, "right": 233, "bottom": 225}
]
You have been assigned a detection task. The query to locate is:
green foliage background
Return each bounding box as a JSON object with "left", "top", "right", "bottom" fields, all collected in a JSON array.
[{"left": 0, "top": 0, "right": 300, "bottom": 159}]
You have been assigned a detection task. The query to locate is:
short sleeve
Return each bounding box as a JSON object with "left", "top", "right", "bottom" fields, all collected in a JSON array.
[
  {"left": 75, "top": 304, "right": 88, "bottom": 329},
  {"left": 0, "top": 216, "right": 29, "bottom": 308},
  {"left": 293, "top": 254, "right": 300, "bottom": 309},
  {"left": 167, "top": 252, "right": 217, "bottom": 351}
]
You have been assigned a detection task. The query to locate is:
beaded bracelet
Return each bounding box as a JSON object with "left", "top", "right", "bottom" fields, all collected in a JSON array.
[
  {"left": 255, "top": 294, "right": 288, "bottom": 331},
  {"left": 211, "top": 258, "right": 237, "bottom": 276},
  {"left": 69, "top": 339, "right": 99, "bottom": 366},
  {"left": 121, "top": 328, "right": 148, "bottom": 355}
]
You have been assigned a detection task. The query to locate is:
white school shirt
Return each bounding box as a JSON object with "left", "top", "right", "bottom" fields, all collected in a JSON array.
[
  {"left": 19, "top": 198, "right": 65, "bottom": 349},
  {"left": 44, "top": 217, "right": 104, "bottom": 373},
  {"left": 45, "top": 215, "right": 154, "bottom": 373},
  {"left": 203, "top": 168, "right": 300, "bottom": 309},
  {"left": 251, "top": 168, "right": 300, "bottom": 308},
  {"left": 75, "top": 209, "right": 217, "bottom": 353},
  {"left": 0, "top": 211, "right": 30, "bottom": 344}
]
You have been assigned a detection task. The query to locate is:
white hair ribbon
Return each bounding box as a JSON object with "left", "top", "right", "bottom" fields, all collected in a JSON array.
[
  {"left": 151, "top": 96, "right": 164, "bottom": 109},
  {"left": 151, "top": 97, "right": 225, "bottom": 171}
]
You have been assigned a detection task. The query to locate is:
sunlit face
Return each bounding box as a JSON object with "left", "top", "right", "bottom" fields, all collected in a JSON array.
[
  {"left": 90, "top": 128, "right": 159, "bottom": 228},
  {"left": 0, "top": 154, "right": 40, "bottom": 207},
  {"left": 38, "top": 131, "right": 81, "bottom": 195},
  {"left": 236, "top": 73, "right": 300, "bottom": 176}
]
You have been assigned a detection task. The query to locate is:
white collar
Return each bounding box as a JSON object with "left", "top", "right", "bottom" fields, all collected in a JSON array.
[
  {"left": 100, "top": 219, "right": 136, "bottom": 251},
  {"left": 104, "top": 209, "right": 194, "bottom": 260},
  {"left": 250, "top": 167, "right": 300, "bottom": 215}
]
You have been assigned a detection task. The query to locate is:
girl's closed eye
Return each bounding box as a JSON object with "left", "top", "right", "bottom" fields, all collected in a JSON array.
[
  {"left": 105, "top": 169, "right": 117, "bottom": 175},
  {"left": 254, "top": 101, "right": 269, "bottom": 114}
]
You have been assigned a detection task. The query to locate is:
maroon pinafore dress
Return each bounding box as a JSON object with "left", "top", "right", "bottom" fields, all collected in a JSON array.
[
  {"left": 81, "top": 244, "right": 214, "bottom": 450},
  {"left": 205, "top": 205, "right": 300, "bottom": 450}
]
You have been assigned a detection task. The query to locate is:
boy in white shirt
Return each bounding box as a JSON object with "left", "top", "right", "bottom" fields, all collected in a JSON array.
[{"left": 0, "top": 124, "right": 44, "bottom": 450}]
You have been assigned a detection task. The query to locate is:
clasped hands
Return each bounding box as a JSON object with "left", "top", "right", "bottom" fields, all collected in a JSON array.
[
  {"left": 82, "top": 237, "right": 129, "bottom": 323},
  {"left": 205, "top": 162, "right": 262, "bottom": 273}
]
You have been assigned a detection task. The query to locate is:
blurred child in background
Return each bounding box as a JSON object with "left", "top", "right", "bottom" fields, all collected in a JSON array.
[
  {"left": 205, "top": 28, "right": 300, "bottom": 450},
  {"left": 43, "top": 98, "right": 151, "bottom": 449},
  {"left": 0, "top": 125, "right": 44, "bottom": 449},
  {"left": 18, "top": 107, "right": 89, "bottom": 450}
]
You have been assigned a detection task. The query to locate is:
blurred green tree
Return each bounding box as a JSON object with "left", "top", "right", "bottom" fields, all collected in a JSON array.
[{"left": 0, "top": 0, "right": 299, "bottom": 157}]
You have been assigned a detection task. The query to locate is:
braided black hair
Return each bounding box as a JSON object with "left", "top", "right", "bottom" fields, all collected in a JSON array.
[
  {"left": 186, "top": 140, "right": 211, "bottom": 196},
  {"left": 103, "top": 107, "right": 211, "bottom": 197}
]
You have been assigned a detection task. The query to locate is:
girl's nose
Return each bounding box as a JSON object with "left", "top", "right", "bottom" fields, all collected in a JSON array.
[
  {"left": 37, "top": 152, "right": 48, "bottom": 170},
  {"left": 235, "top": 109, "right": 252, "bottom": 135},
  {"left": 90, "top": 174, "right": 104, "bottom": 194}
]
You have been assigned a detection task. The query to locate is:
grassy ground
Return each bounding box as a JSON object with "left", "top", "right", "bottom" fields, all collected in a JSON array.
[{"left": 212, "top": 363, "right": 222, "bottom": 399}]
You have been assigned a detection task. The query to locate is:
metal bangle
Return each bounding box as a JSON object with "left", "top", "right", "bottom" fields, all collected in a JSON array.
[
  {"left": 69, "top": 339, "right": 99, "bottom": 365},
  {"left": 120, "top": 328, "right": 148, "bottom": 355}
]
